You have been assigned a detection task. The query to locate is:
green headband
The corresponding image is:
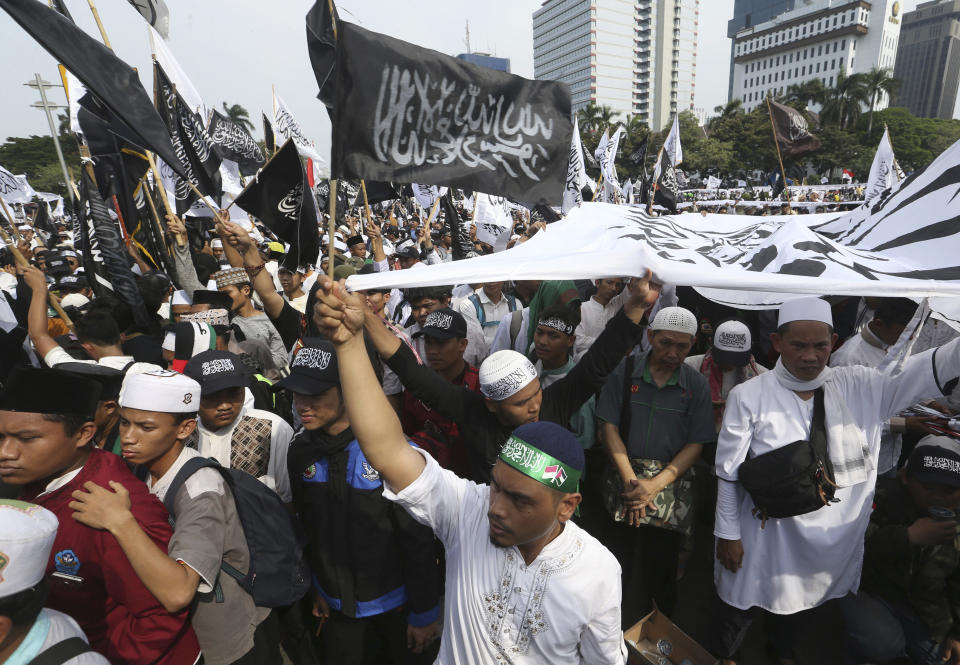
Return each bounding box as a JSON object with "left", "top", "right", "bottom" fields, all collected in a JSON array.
[{"left": 498, "top": 435, "right": 581, "bottom": 494}]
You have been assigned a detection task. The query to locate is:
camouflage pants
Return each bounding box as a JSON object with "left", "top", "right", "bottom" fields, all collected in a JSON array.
[{"left": 603, "top": 458, "right": 695, "bottom": 536}]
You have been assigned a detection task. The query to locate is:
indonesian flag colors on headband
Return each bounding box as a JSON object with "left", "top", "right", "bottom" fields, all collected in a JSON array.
[
  {"left": 778, "top": 296, "right": 834, "bottom": 328},
  {"left": 498, "top": 422, "right": 585, "bottom": 495}
]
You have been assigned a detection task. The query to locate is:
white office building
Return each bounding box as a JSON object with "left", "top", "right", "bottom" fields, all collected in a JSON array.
[
  {"left": 730, "top": 0, "right": 902, "bottom": 112},
  {"left": 533, "top": 0, "right": 700, "bottom": 130}
]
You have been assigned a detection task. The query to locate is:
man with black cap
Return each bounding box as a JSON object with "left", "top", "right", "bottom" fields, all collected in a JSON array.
[
  {"left": 280, "top": 340, "right": 442, "bottom": 664},
  {"left": 314, "top": 284, "right": 628, "bottom": 664},
  {"left": 401, "top": 308, "right": 478, "bottom": 476},
  {"left": 58, "top": 363, "right": 125, "bottom": 455},
  {"left": 0, "top": 368, "right": 201, "bottom": 664},
  {"left": 394, "top": 242, "right": 422, "bottom": 271},
  {"left": 345, "top": 235, "right": 370, "bottom": 264},
  {"left": 183, "top": 350, "right": 293, "bottom": 502},
  {"left": 844, "top": 435, "right": 960, "bottom": 664}
]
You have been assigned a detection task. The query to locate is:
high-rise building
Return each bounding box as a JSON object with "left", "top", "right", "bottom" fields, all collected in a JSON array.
[
  {"left": 456, "top": 52, "right": 511, "bottom": 72},
  {"left": 729, "top": 0, "right": 902, "bottom": 112},
  {"left": 895, "top": 0, "right": 960, "bottom": 119},
  {"left": 532, "top": 0, "right": 700, "bottom": 130},
  {"left": 726, "top": 0, "right": 797, "bottom": 99}
]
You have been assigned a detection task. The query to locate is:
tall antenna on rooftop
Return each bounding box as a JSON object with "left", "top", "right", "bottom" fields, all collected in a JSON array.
[{"left": 465, "top": 20, "right": 471, "bottom": 53}]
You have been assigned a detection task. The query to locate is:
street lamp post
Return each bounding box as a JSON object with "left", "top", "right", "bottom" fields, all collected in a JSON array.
[{"left": 26, "top": 73, "right": 73, "bottom": 204}]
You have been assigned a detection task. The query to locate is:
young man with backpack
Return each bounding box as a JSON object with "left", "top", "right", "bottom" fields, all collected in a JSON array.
[
  {"left": 457, "top": 281, "right": 520, "bottom": 350},
  {"left": 68, "top": 370, "right": 283, "bottom": 665},
  {"left": 280, "top": 340, "right": 442, "bottom": 664}
]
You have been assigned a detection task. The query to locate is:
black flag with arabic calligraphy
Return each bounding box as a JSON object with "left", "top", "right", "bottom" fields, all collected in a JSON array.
[
  {"left": 650, "top": 150, "right": 678, "bottom": 214},
  {"left": 154, "top": 62, "right": 222, "bottom": 215},
  {"left": 310, "top": 0, "right": 572, "bottom": 207},
  {"left": 209, "top": 110, "right": 266, "bottom": 177},
  {"left": 233, "top": 140, "right": 320, "bottom": 271},
  {"left": 768, "top": 99, "right": 821, "bottom": 158}
]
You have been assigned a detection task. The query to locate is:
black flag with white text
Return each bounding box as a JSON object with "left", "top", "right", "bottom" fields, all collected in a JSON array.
[{"left": 209, "top": 110, "right": 266, "bottom": 177}]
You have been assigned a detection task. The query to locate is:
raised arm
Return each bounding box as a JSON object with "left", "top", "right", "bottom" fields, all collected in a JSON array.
[
  {"left": 165, "top": 214, "right": 205, "bottom": 295},
  {"left": 314, "top": 277, "right": 425, "bottom": 490},
  {"left": 19, "top": 264, "right": 58, "bottom": 358},
  {"left": 217, "top": 217, "right": 286, "bottom": 320}
]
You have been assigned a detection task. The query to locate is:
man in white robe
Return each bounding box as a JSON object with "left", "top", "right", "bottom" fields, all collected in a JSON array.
[
  {"left": 313, "top": 274, "right": 646, "bottom": 665},
  {"left": 713, "top": 297, "right": 960, "bottom": 664}
]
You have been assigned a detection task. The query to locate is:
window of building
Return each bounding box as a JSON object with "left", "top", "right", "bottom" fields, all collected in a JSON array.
[
  {"left": 816, "top": 62, "right": 820, "bottom": 72},
  {"left": 776, "top": 56, "right": 780, "bottom": 66},
  {"left": 841, "top": 39, "right": 846, "bottom": 50},
  {"left": 833, "top": 16, "right": 837, "bottom": 27},
  {"left": 818, "top": 45, "right": 823, "bottom": 56},
  {"left": 829, "top": 75, "right": 834, "bottom": 86},
  {"left": 801, "top": 65, "right": 806, "bottom": 75}
]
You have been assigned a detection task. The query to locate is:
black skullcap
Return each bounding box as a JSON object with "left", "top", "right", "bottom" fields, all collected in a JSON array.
[{"left": 0, "top": 367, "right": 100, "bottom": 418}]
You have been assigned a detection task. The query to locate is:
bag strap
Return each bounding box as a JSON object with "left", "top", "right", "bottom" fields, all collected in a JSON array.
[
  {"left": 809, "top": 387, "right": 835, "bottom": 482},
  {"left": 161, "top": 456, "right": 221, "bottom": 517},
  {"left": 468, "top": 294, "right": 486, "bottom": 327},
  {"left": 509, "top": 310, "right": 523, "bottom": 348},
  {"left": 27, "top": 637, "right": 92, "bottom": 665},
  {"left": 619, "top": 355, "right": 635, "bottom": 440}
]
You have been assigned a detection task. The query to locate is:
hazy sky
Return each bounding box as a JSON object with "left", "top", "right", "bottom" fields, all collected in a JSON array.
[{"left": 0, "top": 0, "right": 923, "bottom": 161}]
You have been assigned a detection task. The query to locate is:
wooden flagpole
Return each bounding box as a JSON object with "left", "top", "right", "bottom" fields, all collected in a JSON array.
[
  {"left": 328, "top": 180, "right": 337, "bottom": 279},
  {"left": 765, "top": 95, "right": 792, "bottom": 213},
  {"left": 145, "top": 151, "right": 186, "bottom": 246},
  {"left": 140, "top": 175, "right": 176, "bottom": 255},
  {"left": 85, "top": 0, "right": 112, "bottom": 50}
]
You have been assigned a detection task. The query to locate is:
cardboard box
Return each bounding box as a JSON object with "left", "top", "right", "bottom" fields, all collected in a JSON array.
[{"left": 623, "top": 608, "right": 718, "bottom": 665}]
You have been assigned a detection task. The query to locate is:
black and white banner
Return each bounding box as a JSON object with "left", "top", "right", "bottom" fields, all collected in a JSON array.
[
  {"left": 154, "top": 62, "right": 222, "bottom": 214},
  {"left": 662, "top": 114, "right": 682, "bottom": 166},
  {"left": 562, "top": 117, "right": 588, "bottom": 214},
  {"left": 273, "top": 91, "right": 324, "bottom": 165},
  {"left": 209, "top": 110, "right": 266, "bottom": 177},
  {"left": 346, "top": 136, "right": 960, "bottom": 307},
  {"left": 412, "top": 183, "right": 447, "bottom": 209},
  {"left": 127, "top": 0, "right": 169, "bottom": 38},
  {"left": 321, "top": 5, "right": 572, "bottom": 207},
  {"left": 863, "top": 127, "right": 902, "bottom": 208},
  {"left": 473, "top": 193, "right": 513, "bottom": 251},
  {"left": 0, "top": 164, "right": 32, "bottom": 204}
]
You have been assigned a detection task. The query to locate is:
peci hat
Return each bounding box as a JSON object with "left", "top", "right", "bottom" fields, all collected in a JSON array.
[
  {"left": 274, "top": 339, "right": 339, "bottom": 395},
  {"left": 778, "top": 297, "right": 833, "bottom": 329},
  {"left": 213, "top": 267, "right": 250, "bottom": 290},
  {"left": 649, "top": 306, "right": 697, "bottom": 337},
  {"left": 119, "top": 370, "right": 201, "bottom": 413},
  {"left": 56, "top": 362, "right": 124, "bottom": 401},
  {"left": 711, "top": 320, "right": 753, "bottom": 368},
  {"left": 413, "top": 307, "right": 467, "bottom": 340},
  {"left": 0, "top": 500, "right": 59, "bottom": 597},
  {"left": 183, "top": 350, "right": 249, "bottom": 396},
  {"left": 0, "top": 367, "right": 100, "bottom": 418}
]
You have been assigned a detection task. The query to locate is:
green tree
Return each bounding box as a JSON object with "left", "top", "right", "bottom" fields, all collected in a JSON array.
[
  {"left": 0, "top": 131, "right": 80, "bottom": 198},
  {"left": 860, "top": 67, "right": 901, "bottom": 136},
  {"left": 821, "top": 70, "right": 868, "bottom": 129},
  {"left": 784, "top": 79, "right": 827, "bottom": 108},
  {"left": 221, "top": 102, "right": 254, "bottom": 132}
]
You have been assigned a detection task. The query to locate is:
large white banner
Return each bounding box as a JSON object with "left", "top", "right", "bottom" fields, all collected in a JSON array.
[{"left": 347, "top": 136, "right": 960, "bottom": 306}]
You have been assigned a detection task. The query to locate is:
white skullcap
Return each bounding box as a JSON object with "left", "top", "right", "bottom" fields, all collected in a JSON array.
[
  {"left": 714, "top": 320, "right": 752, "bottom": 352},
  {"left": 162, "top": 331, "right": 176, "bottom": 352},
  {"left": 334, "top": 239, "right": 347, "bottom": 252},
  {"left": 778, "top": 297, "right": 833, "bottom": 328},
  {"left": 60, "top": 293, "right": 89, "bottom": 309},
  {"left": 171, "top": 289, "right": 192, "bottom": 306},
  {"left": 210, "top": 239, "right": 223, "bottom": 249},
  {"left": 649, "top": 306, "right": 697, "bottom": 337},
  {"left": 0, "top": 500, "right": 58, "bottom": 597},
  {"left": 0, "top": 272, "right": 17, "bottom": 292},
  {"left": 119, "top": 369, "right": 200, "bottom": 413},
  {"left": 479, "top": 350, "right": 538, "bottom": 401}
]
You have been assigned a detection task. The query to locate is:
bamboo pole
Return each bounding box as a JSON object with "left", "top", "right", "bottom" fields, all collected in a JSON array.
[
  {"left": 140, "top": 175, "right": 176, "bottom": 257},
  {"left": 766, "top": 95, "right": 792, "bottom": 213},
  {"left": 85, "top": 0, "right": 112, "bottom": 49},
  {"left": 360, "top": 180, "right": 374, "bottom": 230},
  {"left": 327, "top": 179, "right": 337, "bottom": 279},
  {"left": 145, "top": 151, "right": 186, "bottom": 246}
]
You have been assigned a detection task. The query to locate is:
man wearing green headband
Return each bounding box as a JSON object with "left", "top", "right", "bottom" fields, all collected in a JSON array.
[{"left": 314, "top": 277, "right": 628, "bottom": 664}]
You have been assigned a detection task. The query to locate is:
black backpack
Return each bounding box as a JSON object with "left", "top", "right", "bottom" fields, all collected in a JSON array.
[
  {"left": 737, "top": 388, "right": 839, "bottom": 523},
  {"left": 163, "top": 457, "right": 310, "bottom": 608}
]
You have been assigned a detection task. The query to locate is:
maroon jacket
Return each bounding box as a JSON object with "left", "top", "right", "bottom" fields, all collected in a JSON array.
[{"left": 21, "top": 449, "right": 201, "bottom": 665}]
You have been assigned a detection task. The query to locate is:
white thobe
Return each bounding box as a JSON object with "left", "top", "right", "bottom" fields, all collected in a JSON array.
[
  {"left": 195, "top": 406, "right": 293, "bottom": 502},
  {"left": 458, "top": 290, "right": 519, "bottom": 349},
  {"left": 574, "top": 291, "right": 628, "bottom": 357},
  {"left": 385, "top": 449, "right": 627, "bottom": 665},
  {"left": 714, "top": 339, "right": 960, "bottom": 614},
  {"left": 830, "top": 327, "right": 901, "bottom": 474}
]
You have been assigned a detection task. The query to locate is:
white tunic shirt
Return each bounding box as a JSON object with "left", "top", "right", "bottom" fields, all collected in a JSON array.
[
  {"left": 714, "top": 342, "right": 960, "bottom": 614},
  {"left": 384, "top": 448, "right": 627, "bottom": 665},
  {"left": 195, "top": 406, "right": 293, "bottom": 502}
]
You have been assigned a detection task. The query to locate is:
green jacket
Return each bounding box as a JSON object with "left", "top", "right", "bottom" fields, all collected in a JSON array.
[{"left": 861, "top": 476, "right": 960, "bottom": 643}]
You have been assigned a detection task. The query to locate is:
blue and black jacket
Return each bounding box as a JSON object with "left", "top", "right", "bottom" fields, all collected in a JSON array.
[{"left": 287, "top": 426, "right": 441, "bottom": 626}]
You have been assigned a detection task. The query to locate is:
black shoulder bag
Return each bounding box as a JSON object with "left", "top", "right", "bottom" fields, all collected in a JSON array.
[{"left": 737, "top": 388, "right": 839, "bottom": 523}]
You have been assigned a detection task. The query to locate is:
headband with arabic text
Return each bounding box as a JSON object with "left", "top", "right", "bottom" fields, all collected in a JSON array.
[{"left": 498, "top": 435, "right": 581, "bottom": 494}]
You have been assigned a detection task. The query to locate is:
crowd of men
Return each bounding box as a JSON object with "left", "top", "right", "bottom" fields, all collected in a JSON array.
[{"left": 1, "top": 197, "right": 960, "bottom": 665}]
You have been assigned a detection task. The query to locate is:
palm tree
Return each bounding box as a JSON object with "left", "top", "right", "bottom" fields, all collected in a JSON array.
[
  {"left": 221, "top": 102, "right": 254, "bottom": 132},
  {"left": 821, "top": 70, "right": 868, "bottom": 130},
  {"left": 576, "top": 102, "right": 618, "bottom": 135},
  {"left": 709, "top": 99, "right": 743, "bottom": 131},
  {"left": 860, "top": 67, "right": 900, "bottom": 134},
  {"left": 784, "top": 79, "right": 827, "bottom": 108}
]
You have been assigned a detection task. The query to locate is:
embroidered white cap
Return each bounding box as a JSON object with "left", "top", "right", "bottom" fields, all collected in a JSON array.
[
  {"left": 119, "top": 370, "right": 201, "bottom": 413},
  {"left": 778, "top": 297, "right": 833, "bottom": 328},
  {"left": 479, "top": 350, "right": 538, "bottom": 401},
  {"left": 0, "top": 500, "right": 59, "bottom": 597},
  {"left": 649, "top": 306, "right": 697, "bottom": 337},
  {"left": 60, "top": 293, "right": 90, "bottom": 309},
  {"left": 712, "top": 320, "right": 753, "bottom": 367}
]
